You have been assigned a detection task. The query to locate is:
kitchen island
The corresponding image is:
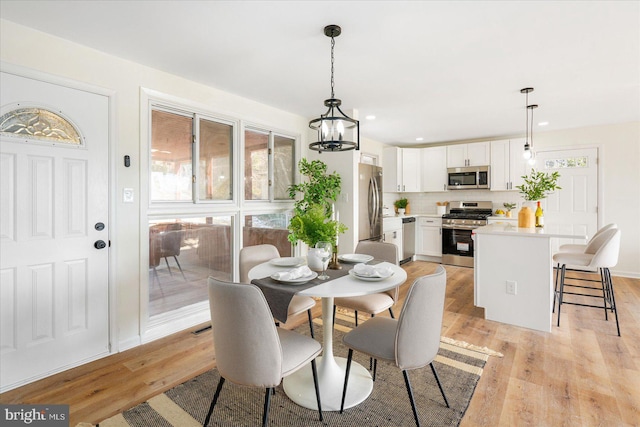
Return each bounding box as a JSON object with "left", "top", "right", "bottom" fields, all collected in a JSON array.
[{"left": 473, "top": 223, "right": 587, "bottom": 332}]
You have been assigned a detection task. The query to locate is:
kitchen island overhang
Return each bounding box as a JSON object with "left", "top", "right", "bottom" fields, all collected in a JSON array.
[{"left": 473, "top": 223, "right": 587, "bottom": 332}]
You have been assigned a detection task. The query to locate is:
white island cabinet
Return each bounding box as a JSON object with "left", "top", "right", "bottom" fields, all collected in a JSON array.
[{"left": 473, "top": 223, "right": 587, "bottom": 332}]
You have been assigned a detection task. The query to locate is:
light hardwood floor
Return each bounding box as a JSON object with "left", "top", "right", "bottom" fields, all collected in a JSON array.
[{"left": 1, "top": 262, "right": 638, "bottom": 426}]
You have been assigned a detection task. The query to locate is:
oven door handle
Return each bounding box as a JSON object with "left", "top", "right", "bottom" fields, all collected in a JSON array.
[{"left": 441, "top": 224, "right": 480, "bottom": 230}]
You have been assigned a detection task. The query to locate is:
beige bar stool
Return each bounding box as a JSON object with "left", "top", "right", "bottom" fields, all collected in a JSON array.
[{"left": 553, "top": 228, "right": 621, "bottom": 336}]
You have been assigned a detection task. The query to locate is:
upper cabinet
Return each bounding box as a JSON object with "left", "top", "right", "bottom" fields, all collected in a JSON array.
[
  {"left": 446, "top": 142, "right": 490, "bottom": 167},
  {"left": 421, "top": 146, "right": 448, "bottom": 192},
  {"left": 383, "top": 147, "right": 421, "bottom": 192},
  {"left": 490, "top": 138, "right": 528, "bottom": 191}
]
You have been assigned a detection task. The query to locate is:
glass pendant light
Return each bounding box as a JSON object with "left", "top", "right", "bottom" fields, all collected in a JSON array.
[
  {"left": 309, "top": 25, "right": 360, "bottom": 152},
  {"left": 520, "top": 87, "right": 537, "bottom": 161}
]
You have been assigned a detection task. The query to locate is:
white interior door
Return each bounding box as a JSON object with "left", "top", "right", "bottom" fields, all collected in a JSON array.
[
  {"left": 535, "top": 148, "right": 598, "bottom": 252},
  {"left": 0, "top": 71, "right": 110, "bottom": 391}
]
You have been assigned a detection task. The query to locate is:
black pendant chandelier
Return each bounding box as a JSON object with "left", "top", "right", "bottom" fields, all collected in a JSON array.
[
  {"left": 309, "top": 25, "right": 360, "bottom": 152},
  {"left": 520, "top": 87, "right": 538, "bottom": 163}
]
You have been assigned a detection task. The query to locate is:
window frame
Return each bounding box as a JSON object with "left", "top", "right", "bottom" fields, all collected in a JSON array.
[
  {"left": 149, "top": 103, "right": 238, "bottom": 207},
  {"left": 243, "top": 124, "right": 298, "bottom": 204}
]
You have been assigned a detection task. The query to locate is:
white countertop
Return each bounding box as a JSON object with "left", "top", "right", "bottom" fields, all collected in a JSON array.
[{"left": 474, "top": 223, "right": 587, "bottom": 240}]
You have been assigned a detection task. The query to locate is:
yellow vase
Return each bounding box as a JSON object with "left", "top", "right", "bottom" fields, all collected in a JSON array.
[{"left": 518, "top": 206, "right": 535, "bottom": 228}]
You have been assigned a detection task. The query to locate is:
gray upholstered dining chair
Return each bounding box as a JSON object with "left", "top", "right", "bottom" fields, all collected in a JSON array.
[
  {"left": 333, "top": 241, "right": 400, "bottom": 326},
  {"left": 205, "top": 278, "right": 323, "bottom": 427},
  {"left": 339, "top": 266, "right": 449, "bottom": 427},
  {"left": 240, "top": 244, "right": 317, "bottom": 337},
  {"left": 553, "top": 227, "right": 621, "bottom": 336}
]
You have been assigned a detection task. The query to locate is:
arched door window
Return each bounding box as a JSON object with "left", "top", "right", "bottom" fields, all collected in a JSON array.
[{"left": 0, "top": 106, "right": 83, "bottom": 145}]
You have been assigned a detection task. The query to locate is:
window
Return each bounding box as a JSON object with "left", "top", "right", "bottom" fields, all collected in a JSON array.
[
  {"left": 149, "top": 216, "right": 232, "bottom": 316},
  {"left": 244, "top": 128, "right": 295, "bottom": 201},
  {"left": 145, "top": 94, "right": 298, "bottom": 323},
  {"left": 151, "top": 108, "right": 234, "bottom": 202},
  {"left": 544, "top": 156, "right": 588, "bottom": 169},
  {"left": 243, "top": 213, "right": 292, "bottom": 257},
  {"left": 0, "top": 107, "right": 82, "bottom": 145}
]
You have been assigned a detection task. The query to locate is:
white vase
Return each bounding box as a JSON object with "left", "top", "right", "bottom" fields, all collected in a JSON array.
[
  {"left": 307, "top": 248, "right": 330, "bottom": 272},
  {"left": 398, "top": 208, "right": 406, "bottom": 216}
]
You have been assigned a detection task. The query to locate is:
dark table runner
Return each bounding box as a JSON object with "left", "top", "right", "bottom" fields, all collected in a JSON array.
[{"left": 251, "top": 268, "right": 350, "bottom": 323}]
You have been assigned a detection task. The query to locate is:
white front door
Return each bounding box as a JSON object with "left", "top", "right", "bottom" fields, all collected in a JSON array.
[
  {"left": 0, "top": 71, "right": 110, "bottom": 391},
  {"left": 535, "top": 147, "right": 599, "bottom": 252}
]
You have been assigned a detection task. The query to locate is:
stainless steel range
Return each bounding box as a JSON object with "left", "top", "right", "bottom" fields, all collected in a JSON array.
[{"left": 441, "top": 201, "right": 493, "bottom": 267}]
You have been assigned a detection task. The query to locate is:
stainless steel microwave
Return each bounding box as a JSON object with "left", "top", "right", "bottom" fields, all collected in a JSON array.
[{"left": 447, "top": 166, "right": 490, "bottom": 190}]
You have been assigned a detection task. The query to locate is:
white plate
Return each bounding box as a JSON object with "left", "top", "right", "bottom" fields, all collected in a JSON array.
[
  {"left": 338, "top": 254, "right": 374, "bottom": 263},
  {"left": 269, "top": 257, "right": 305, "bottom": 267},
  {"left": 348, "top": 269, "right": 394, "bottom": 282},
  {"left": 270, "top": 272, "right": 318, "bottom": 284}
]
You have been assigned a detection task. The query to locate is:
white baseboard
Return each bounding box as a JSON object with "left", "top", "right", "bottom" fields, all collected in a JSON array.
[{"left": 118, "top": 335, "right": 142, "bottom": 352}]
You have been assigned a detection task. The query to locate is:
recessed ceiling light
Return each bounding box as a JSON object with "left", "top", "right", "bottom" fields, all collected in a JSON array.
[
  {"left": 365, "top": 115, "right": 376, "bottom": 120},
  {"left": 538, "top": 121, "right": 549, "bottom": 126},
  {"left": 416, "top": 137, "right": 424, "bottom": 141}
]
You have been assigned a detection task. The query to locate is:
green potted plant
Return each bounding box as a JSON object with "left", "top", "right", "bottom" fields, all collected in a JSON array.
[
  {"left": 287, "top": 159, "right": 347, "bottom": 263},
  {"left": 394, "top": 198, "right": 408, "bottom": 215},
  {"left": 515, "top": 169, "right": 562, "bottom": 202},
  {"left": 515, "top": 169, "right": 561, "bottom": 227}
]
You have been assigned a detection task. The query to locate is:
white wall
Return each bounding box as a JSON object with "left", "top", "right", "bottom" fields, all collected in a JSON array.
[
  {"left": 385, "top": 122, "right": 640, "bottom": 277},
  {"left": 1, "top": 20, "right": 311, "bottom": 348}
]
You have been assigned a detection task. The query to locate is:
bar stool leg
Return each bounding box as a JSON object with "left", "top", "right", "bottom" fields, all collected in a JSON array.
[
  {"left": 605, "top": 268, "right": 621, "bottom": 337},
  {"left": 599, "top": 268, "right": 609, "bottom": 321},
  {"left": 553, "top": 263, "right": 560, "bottom": 313},
  {"left": 557, "top": 264, "right": 566, "bottom": 327}
]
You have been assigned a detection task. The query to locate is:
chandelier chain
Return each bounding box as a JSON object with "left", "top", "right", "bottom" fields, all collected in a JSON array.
[{"left": 330, "top": 36, "right": 335, "bottom": 99}]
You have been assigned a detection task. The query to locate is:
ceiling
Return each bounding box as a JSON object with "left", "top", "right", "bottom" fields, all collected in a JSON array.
[{"left": 1, "top": 1, "right": 638, "bottom": 145}]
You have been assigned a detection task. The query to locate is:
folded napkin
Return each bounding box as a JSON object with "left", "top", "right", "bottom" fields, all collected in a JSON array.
[
  {"left": 353, "top": 263, "right": 393, "bottom": 278},
  {"left": 271, "top": 265, "right": 313, "bottom": 281}
]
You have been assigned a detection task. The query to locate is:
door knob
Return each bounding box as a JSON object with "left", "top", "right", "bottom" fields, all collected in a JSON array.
[{"left": 94, "top": 240, "right": 107, "bottom": 249}]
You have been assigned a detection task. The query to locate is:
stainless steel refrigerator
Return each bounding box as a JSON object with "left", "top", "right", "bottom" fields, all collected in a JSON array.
[{"left": 358, "top": 163, "right": 383, "bottom": 242}]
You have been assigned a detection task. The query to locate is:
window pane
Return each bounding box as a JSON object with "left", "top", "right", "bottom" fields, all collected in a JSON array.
[
  {"left": 244, "top": 129, "right": 269, "bottom": 200},
  {"left": 243, "top": 213, "right": 292, "bottom": 256},
  {"left": 273, "top": 135, "right": 295, "bottom": 200},
  {"left": 199, "top": 118, "right": 233, "bottom": 200},
  {"left": 149, "top": 216, "right": 232, "bottom": 317},
  {"left": 151, "top": 110, "right": 193, "bottom": 201}
]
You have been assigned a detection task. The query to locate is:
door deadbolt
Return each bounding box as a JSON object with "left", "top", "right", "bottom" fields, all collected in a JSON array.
[{"left": 95, "top": 222, "right": 105, "bottom": 231}]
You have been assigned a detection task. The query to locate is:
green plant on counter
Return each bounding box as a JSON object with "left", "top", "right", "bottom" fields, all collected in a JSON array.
[
  {"left": 516, "top": 169, "right": 562, "bottom": 201},
  {"left": 503, "top": 202, "right": 517, "bottom": 212},
  {"left": 394, "top": 198, "right": 408, "bottom": 209}
]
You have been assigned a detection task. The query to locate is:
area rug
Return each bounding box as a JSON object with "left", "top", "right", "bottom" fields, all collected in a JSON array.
[{"left": 94, "top": 314, "right": 499, "bottom": 427}]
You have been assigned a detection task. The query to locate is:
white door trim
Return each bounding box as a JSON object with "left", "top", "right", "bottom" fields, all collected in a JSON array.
[{"left": 0, "top": 62, "right": 118, "bottom": 356}]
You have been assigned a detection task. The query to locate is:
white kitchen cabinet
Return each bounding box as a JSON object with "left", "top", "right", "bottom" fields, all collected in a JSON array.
[
  {"left": 447, "top": 142, "right": 490, "bottom": 167},
  {"left": 383, "top": 147, "right": 421, "bottom": 192},
  {"left": 490, "top": 138, "right": 528, "bottom": 191},
  {"left": 421, "top": 146, "right": 448, "bottom": 192},
  {"left": 416, "top": 216, "right": 442, "bottom": 256},
  {"left": 382, "top": 217, "right": 403, "bottom": 256}
]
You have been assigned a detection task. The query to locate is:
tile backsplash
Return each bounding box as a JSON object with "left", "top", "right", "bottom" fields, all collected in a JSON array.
[{"left": 383, "top": 191, "right": 524, "bottom": 215}]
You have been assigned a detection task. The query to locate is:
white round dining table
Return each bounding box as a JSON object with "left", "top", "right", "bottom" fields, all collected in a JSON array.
[{"left": 248, "top": 260, "right": 407, "bottom": 411}]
